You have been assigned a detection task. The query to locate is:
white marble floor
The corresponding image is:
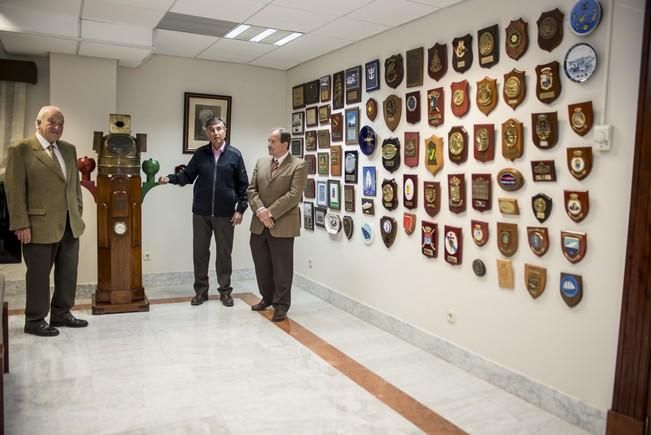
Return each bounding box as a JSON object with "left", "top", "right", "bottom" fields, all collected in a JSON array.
[{"left": 5, "top": 280, "right": 590, "bottom": 435}]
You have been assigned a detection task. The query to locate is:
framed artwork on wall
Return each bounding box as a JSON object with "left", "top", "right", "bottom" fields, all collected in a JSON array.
[{"left": 183, "top": 92, "right": 231, "bottom": 153}]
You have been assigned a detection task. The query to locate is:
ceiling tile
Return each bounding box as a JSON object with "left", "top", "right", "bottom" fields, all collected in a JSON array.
[
  {"left": 96, "top": 0, "right": 176, "bottom": 10},
  {"left": 0, "top": 32, "right": 78, "bottom": 56},
  {"left": 0, "top": 0, "right": 82, "bottom": 16},
  {"left": 82, "top": 0, "right": 168, "bottom": 28},
  {"left": 153, "top": 29, "right": 218, "bottom": 57},
  {"left": 251, "top": 34, "right": 351, "bottom": 70},
  {"left": 0, "top": 6, "right": 78, "bottom": 37},
  {"left": 247, "top": 5, "right": 337, "bottom": 33},
  {"left": 171, "top": 0, "right": 269, "bottom": 23},
  {"left": 408, "top": 0, "right": 464, "bottom": 7},
  {"left": 78, "top": 41, "right": 151, "bottom": 67},
  {"left": 269, "top": 0, "right": 372, "bottom": 15},
  {"left": 312, "top": 17, "right": 389, "bottom": 41},
  {"left": 197, "top": 38, "right": 276, "bottom": 64},
  {"left": 346, "top": 0, "right": 437, "bottom": 26},
  {"left": 81, "top": 19, "right": 153, "bottom": 47},
  {"left": 248, "top": 54, "right": 298, "bottom": 70}
]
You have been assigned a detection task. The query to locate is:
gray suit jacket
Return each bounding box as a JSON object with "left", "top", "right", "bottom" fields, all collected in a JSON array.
[
  {"left": 5, "top": 135, "right": 85, "bottom": 244},
  {"left": 247, "top": 154, "right": 307, "bottom": 238}
]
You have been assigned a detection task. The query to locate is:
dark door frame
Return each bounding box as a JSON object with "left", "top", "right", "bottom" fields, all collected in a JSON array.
[{"left": 607, "top": 0, "right": 651, "bottom": 434}]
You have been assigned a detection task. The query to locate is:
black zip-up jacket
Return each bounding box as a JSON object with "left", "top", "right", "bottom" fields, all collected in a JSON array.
[{"left": 168, "top": 143, "right": 248, "bottom": 217}]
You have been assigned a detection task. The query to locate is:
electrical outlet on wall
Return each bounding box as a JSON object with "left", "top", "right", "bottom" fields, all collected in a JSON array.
[
  {"left": 143, "top": 252, "right": 152, "bottom": 261},
  {"left": 447, "top": 309, "right": 456, "bottom": 324}
]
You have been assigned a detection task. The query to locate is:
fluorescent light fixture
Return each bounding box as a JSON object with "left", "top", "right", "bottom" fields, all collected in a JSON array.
[
  {"left": 274, "top": 32, "right": 302, "bottom": 46},
  {"left": 250, "top": 28, "right": 276, "bottom": 42},
  {"left": 224, "top": 24, "right": 250, "bottom": 39}
]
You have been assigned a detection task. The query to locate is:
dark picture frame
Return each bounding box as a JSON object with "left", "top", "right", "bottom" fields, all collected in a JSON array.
[
  {"left": 331, "top": 112, "right": 343, "bottom": 142},
  {"left": 315, "top": 206, "right": 327, "bottom": 228},
  {"left": 305, "top": 130, "right": 317, "bottom": 151},
  {"left": 365, "top": 59, "right": 380, "bottom": 92},
  {"left": 292, "top": 84, "right": 305, "bottom": 109},
  {"left": 292, "top": 111, "right": 305, "bottom": 135},
  {"left": 316, "top": 181, "right": 328, "bottom": 207},
  {"left": 328, "top": 179, "right": 341, "bottom": 210},
  {"left": 303, "top": 202, "right": 315, "bottom": 230},
  {"left": 291, "top": 137, "right": 304, "bottom": 157},
  {"left": 319, "top": 105, "right": 331, "bottom": 125},
  {"left": 320, "top": 75, "right": 331, "bottom": 102},
  {"left": 305, "top": 80, "right": 319, "bottom": 105},
  {"left": 345, "top": 65, "right": 362, "bottom": 105},
  {"left": 345, "top": 107, "right": 360, "bottom": 145},
  {"left": 306, "top": 106, "right": 318, "bottom": 127},
  {"left": 333, "top": 71, "right": 345, "bottom": 110},
  {"left": 183, "top": 92, "right": 232, "bottom": 154}
]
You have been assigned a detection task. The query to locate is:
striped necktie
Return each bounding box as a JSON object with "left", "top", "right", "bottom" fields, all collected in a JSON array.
[
  {"left": 48, "top": 144, "right": 63, "bottom": 173},
  {"left": 271, "top": 158, "right": 280, "bottom": 175}
]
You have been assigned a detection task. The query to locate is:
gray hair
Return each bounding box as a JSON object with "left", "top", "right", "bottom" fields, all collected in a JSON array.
[{"left": 203, "top": 116, "right": 225, "bottom": 130}]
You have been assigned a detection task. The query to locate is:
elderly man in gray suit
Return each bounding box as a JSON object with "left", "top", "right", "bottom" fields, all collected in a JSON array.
[
  {"left": 5, "top": 106, "right": 87, "bottom": 337},
  {"left": 247, "top": 128, "right": 307, "bottom": 322}
]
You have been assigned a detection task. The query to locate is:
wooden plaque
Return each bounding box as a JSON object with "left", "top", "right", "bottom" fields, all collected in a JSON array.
[
  {"left": 421, "top": 221, "right": 438, "bottom": 258},
  {"left": 536, "top": 61, "right": 561, "bottom": 104},
  {"left": 452, "top": 34, "right": 473, "bottom": 73},
  {"left": 385, "top": 54, "right": 404, "bottom": 89},
  {"left": 567, "top": 147, "right": 593, "bottom": 180},
  {"left": 406, "top": 91, "right": 421, "bottom": 124},
  {"left": 568, "top": 101, "right": 594, "bottom": 136},
  {"left": 505, "top": 18, "right": 528, "bottom": 60},
  {"left": 448, "top": 173, "right": 466, "bottom": 214},
  {"left": 474, "top": 124, "right": 495, "bottom": 162},
  {"left": 427, "top": 87, "right": 444, "bottom": 127},
  {"left": 332, "top": 71, "right": 344, "bottom": 110},
  {"left": 471, "top": 220, "right": 489, "bottom": 246},
  {"left": 383, "top": 94, "right": 402, "bottom": 131},
  {"left": 537, "top": 8, "right": 564, "bottom": 52},
  {"left": 498, "top": 198, "right": 520, "bottom": 215},
  {"left": 497, "top": 222, "right": 518, "bottom": 257},
  {"left": 404, "top": 132, "right": 420, "bottom": 168},
  {"left": 527, "top": 226, "right": 550, "bottom": 257},
  {"left": 478, "top": 24, "right": 499, "bottom": 68},
  {"left": 564, "top": 190, "right": 590, "bottom": 222},
  {"left": 406, "top": 47, "right": 424, "bottom": 87},
  {"left": 330, "top": 145, "right": 342, "bottom": 176},
  {"left": 448, "top": 126, "right": 468, "bottom": 164},
  {"left": 476, "top": 76, "right": 498, "bottom": 116},
  {"left": 330, "top": 112, "right": 343, "bottom": 142},
  {"left": 531, "top": 160, "right": 556, "bottom": 182},
  {"left": 525, "top": 264, "right": 547, "bottom": 299},
  {"left": 561, "top": 230, "right": 587, "bottom": 264},
  {"left": 501, "top": 118, "right": 523, "bottom": 161},
  {"left": 428, "top": 43, "right": 448, "bottom": 81},
  {"left": 423, "top": 181, "right": 441, "bottom": 217},
  {"left": 471, "top": 173, "right": 492, "bottom": 212},
  {"left": 444, "top": 225, "right": 463, "bottom": 265},
  {"left": 425, "top": 134, "right": 444, "bottom": 175},
  {"left": 531, "top": 112, "right": 558, "bottom": 149},
  {"left": 403, "top": 174, "right": 418, "bottom": 209},
  {"left": 366, "top": 98, "right": 378, "bottom": 121},
  {"left": 450, "top": 80, "right": 469, "bottom": 117},
  {"left": 497, "top": 259, "right": 514, "bottom": 289},
  {"left": 503, "top": 69, "right": 525, "bottom": 110},
  {"left": 344, "top": 185, "right": 355, "bottom": 212}
]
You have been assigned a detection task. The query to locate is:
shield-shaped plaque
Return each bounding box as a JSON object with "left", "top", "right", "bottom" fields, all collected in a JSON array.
[
  {"left": 502, "top": 118, "right": 523, "bottom": 161},
  {"left": 497, "top": 259, "right": 514, "bottom": 289},
  {"left": 342, "top": 216, "right": 354, "bottom": 240},
  {"left": 424, "top": 135, "right": 444, "bottom": 176},
  {"left": 406, "top": 91, "right": 420, "bottom": 124},
  {"left": 380, "top": 216, "right": 397, "bottom": 248},
  {"left": 423, "top": 181, "right": 441, "bottom": 217},
  {"left": 448, "top": 173, "right": 466, "bottom": 214},
  {"left": 382, "top": 138, "right": 401, "bottom": 173},
  {"left": 383, "top": 95, "right": 402, "bottom": 131},
  {"left": 561, "top": 230, "right": 587, "bottom": 264},
  {"left": 359, "top": 125, "right": 377, "bottom": 156},
  {"left": 531, "top": 160, "right": 556, "bottom": 182},
  {"left": 444, "top": 225, "right": 463, "bottom": 265},
  {"left": 476, "top": 76, "right": 497, "bottom": 116},
  {"left": 404, "top": 132, "right": 419, "bottom": 168},
  {"left": 536, "top": 61, "right": 561, "bottom": 104},
  {"left": 478, "top": 24, "right": 499, "bottom": 68},
  {"left": 503, "top": 69, "right": 526, "bottom": 110},
  {"left": 505, "top": 18, "right": 529, "bottom": 60},
  {"left": 567, "top": 147, "right": 593, "bottom": 180},
  {"left": 450, "top": 80, "right": 470, "bottom": 117},
  {"left": 564, "top": 190, "right": 590, "bottom": 222},
  {"left": 428, "top": 43, "right": 448, "bottom": 81},
  {"left": 474, "top": 124, "right": 495, "bottom": 162},
  {"left": 532, "top": 193, "right": 552, "bottom": 223},
  {"left": 473, "top": 259, "right": 487, "bottom": 277},
  {"left": 403, "top": 212, "right": 416, "bottom": 235},
  {"left": 361, "top": 198, "right": 375, "bottom": 215},
  {"left": 497, "top": 222, "right": 518, "bottom": 257},
  {"left": 406, "top": 47, "right": 424, "bottom": 88},
  {"left": 531, "top": 112, "right": 559, "bottom": 149},
  {"left": 524, "top": 264, "right": 547, "bottom": 299},
  {"left": 568, "top": 101, "right": 594, "bottom": 136},
  {"left": 385, "top": 54, "right": 404, "bottom": 89},
  {"left": 527, "top": 227, "right": 549, "bottom": 256},
  {"left": 421, "top": 221, "right": 438, "bottom": 258},
  {"left": 344, "top": 150, "right": 358, "bottom": 183},
  {"left": 403, "top": 174, "right": 418, "bottom": 209},
  {"left": 560, "top": 273, "right": 583, "bottom": 307},
  {"left": 427, "top": 87, "right": 444, "bottom": 127},
  {"left": 366, "top": 98, "right": 378, "bottom": 121},
  {"left": 471, "top": 220, "right": 489, "bottom": 247},
  {"left": 497, "top": 168, "right": 524, "bottom": 191},
  {"left": 452, "top": 34, "right": 473, "bottom": 73},
  {"left": 382, "top": 178, "right": 398, "bottom": 210},
  {"left": 537, "top": 8, "right": 564, "bottom": 52},
  {"left": 471, "top": 173, "right": 492, "bottom": 212},
  {"left": 498, "top": 198, "right": 520, "bottom": 215},
  {"left": 448, "top": 126, "right": 468, "bottom": 164}
]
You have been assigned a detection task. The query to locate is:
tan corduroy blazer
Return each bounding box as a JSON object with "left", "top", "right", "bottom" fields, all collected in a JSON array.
[
  {"left": 5, "top": 135, "right": 85, "bottom": 244},
  {"left": 248, "top": 154, "right": 307, "bottom": 238}
]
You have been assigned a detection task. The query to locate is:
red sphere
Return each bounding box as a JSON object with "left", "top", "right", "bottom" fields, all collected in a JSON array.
[{"left": 77, "top": 156, "right": 96, "bottom": 174}]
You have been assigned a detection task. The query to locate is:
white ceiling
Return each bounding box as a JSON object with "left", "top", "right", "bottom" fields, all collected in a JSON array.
[{"left": 0, "top": 0, "right": 464, "bottom": 70}]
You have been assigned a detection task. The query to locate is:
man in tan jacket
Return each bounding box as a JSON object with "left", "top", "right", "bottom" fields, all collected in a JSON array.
[
  {"left": 247, "top": 128, "right": 307, "bottom": 322},
  {"left": 5, "top": 106, "right": 87, "bottom": 337}
]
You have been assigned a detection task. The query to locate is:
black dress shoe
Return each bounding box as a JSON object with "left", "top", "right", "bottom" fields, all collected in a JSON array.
[
  {"left": 220, "top": 294, "right": 234, "bottom": 307},
  {"left": 50, "top": 314, "right": 88, "bottom": 328},
  {"left": 191, "top": 292, "right": 209, "bottom": 306},
  {"left": 251, "top": 300, "right": 271, "bottom": 311},
  {"left": 24, "top": 320, "right": 59, "bottom": 337},
  {"left": 271, "top": 311, "right": 287, "bottom": 322}
]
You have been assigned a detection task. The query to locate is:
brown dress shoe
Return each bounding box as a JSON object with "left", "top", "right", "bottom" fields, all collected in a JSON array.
[
  {"left": 220, "top": 294, "right": 234, "bottom": 307},
  {"left": 271, "top": 311, "right": 287, "bottom": 322},
  {"left": 251, "top": 300, "right": 271, "bottom": 311},
  {"left": 191, "top": 292, "right": 208, "bottom": 306}
]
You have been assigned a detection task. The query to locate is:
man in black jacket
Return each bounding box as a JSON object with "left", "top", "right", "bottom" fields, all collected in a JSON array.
[{"left": 159, "top": 117, "right": 248, "bottom": 306}]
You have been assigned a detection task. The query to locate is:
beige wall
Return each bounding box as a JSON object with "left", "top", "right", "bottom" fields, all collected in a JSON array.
[{"left": 287, "top": 0, "right": 645, "bottom": 411}]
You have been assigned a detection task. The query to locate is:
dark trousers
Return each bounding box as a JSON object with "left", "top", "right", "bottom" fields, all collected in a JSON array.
[
  {"left": 249, "top": 229, "right": 294, "bottom": 313},
  {"left": 22, "top": 221, "right": 79, "bottom": 324},
  {"left": 193, "top": 214, "right": 234, "bottom": 296}
]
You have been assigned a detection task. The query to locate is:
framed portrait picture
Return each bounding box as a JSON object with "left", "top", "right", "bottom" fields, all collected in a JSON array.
[
  {"left": 317, "top": 129, "right": 330, "bottom": 149},
  {"left": 304, "top": 178, "right": 315, "bottom": 199},
  {"left": 317, "top": 152, "right": 329, "bottom": 176},
  {"left": 345, "top": 107, "right": 360, "bottom": 145},
  {"left": 305, "top": 130, "right": 317, "bottom": 151},
  {"left": 365, "top": 59, "right": 380, "bottom": 92},
  {"left": 345, "top": 65, "right": 362, "bottom": 105},
  {"left": 315, "top": 206, "right": 327, "bottom": 228},
  {"left": 292, "top": 84, "right": 305, "bottom": 109},
  {"left": 292, "top": 112, "right": 305, "bottom": 135},
  {"left": 320, "top": 75, "right": 331, "bottom": 102},
  {"left": 363, "top": 166, "right": 377, "bottom": 196},
  {"left": 331, "top": 112, "right": 343, "bottom": 142},
  {"left": 183, "top": 92, "right": 232, "bottom": 154},
  {"left": 316, "top": 181, "right": 328, "bottom": 207},
  {"left": 306, "top": 106, "right": 318, "bottom": 127},
  {"left": 319, "top": 105, "right": 331, "bottom": 125},
  {"left": 291, "top": 137, "right": 303, "bottom": 157},
  {"left": 328, "top": 179, "right": 341, "bottom": 210},
  {"left": 333, "top": 71, "right": 345, "bottom": 110},
  {"left": 305, "top": 80, "right": 319, "bottom": 105},
  {"left": 303, "top": 202, "right": 314, "bottom": 230}
]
